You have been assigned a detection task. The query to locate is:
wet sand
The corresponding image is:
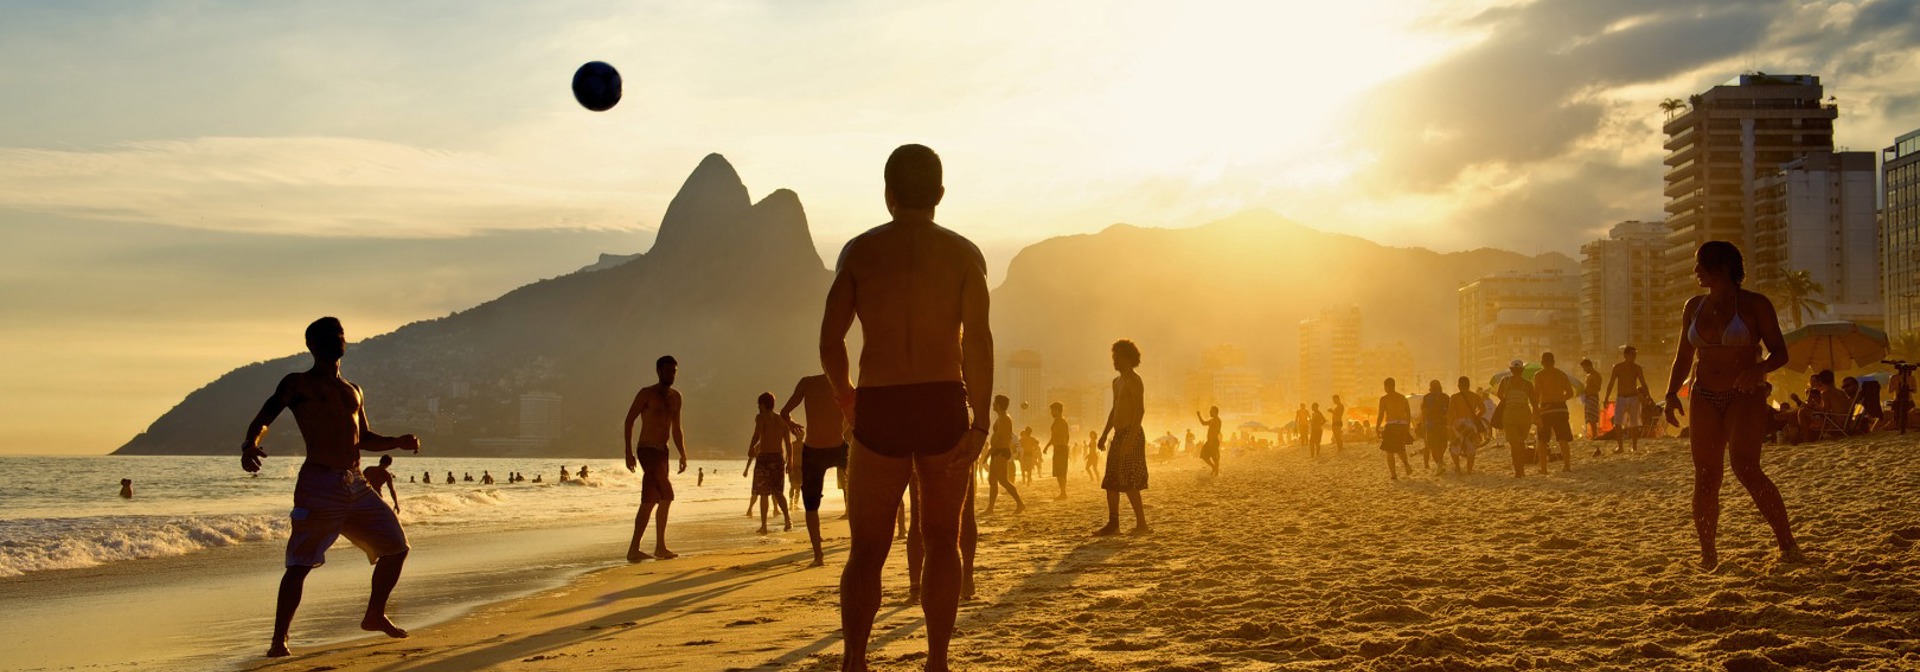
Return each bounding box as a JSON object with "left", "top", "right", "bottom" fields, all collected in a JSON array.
[{"left": 256, "top": 433, "right": 1920, "bottom": 671}]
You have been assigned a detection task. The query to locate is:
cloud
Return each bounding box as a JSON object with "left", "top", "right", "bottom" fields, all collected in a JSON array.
[{"left": 0, "top": 137, "right": 658, "bottom": 237}]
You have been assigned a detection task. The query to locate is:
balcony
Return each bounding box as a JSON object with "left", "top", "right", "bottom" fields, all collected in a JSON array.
[
  {"left": 1663, "top": 174, "right": 1701, "bottom": 198},
  {"left": 1663, "top": 125, "right": 1701, "bottom": 151},
  {"left": 1665, "top": 189, "right": 1704, "bottom": 214},
  {"left": 1663, "top": 158, "right": 1700, "bottom": 182},
  {"left": 1661, "top": 107, "right": 1699, "bottom": 136}
]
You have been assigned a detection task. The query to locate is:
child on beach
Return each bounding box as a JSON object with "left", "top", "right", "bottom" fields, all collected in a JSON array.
[
  {"left": 1046, "top": 403, "right": 1072, "bottom": 497},
  {"left": 1085, "top": 431, "right": 1101, "bottom": 481},
  {"left": 1095, "top": 340, "right": 1150, "bottom": 536}
]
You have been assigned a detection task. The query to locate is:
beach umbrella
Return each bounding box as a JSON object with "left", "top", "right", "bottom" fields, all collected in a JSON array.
[
  {"left": 1239, "top": 420, "right": 1271, "bottom": 432},
  {"left": 1783, "top": 321, "right": 1888, "bottom": 372}
]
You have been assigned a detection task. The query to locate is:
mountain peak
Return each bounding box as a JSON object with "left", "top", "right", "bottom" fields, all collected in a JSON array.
[{"left": 651, "top": 154, "right": 752, "bottom": 259}]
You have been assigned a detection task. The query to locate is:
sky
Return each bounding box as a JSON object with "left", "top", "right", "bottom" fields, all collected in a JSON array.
[{"left": 4, "top": 0, "right": 1920, "bottom": 454}]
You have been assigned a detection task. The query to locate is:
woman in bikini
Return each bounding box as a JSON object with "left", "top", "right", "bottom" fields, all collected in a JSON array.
[{"left": 1663, "top": 240, "right": 1802, "bottom": 569}]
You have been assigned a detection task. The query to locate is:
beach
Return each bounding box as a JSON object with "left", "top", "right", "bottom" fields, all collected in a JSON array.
[{"left": 252, "top": 433, "right": 1920, "bottom": 671}]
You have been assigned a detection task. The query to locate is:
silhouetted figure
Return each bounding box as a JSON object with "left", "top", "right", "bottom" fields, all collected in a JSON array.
[
  {"left": 1019, "top": 425, "right": 1041, "bottom": 486},
  {"left": 558, "top": 467, "right": 569, "bottom": 483},
  {"left": 1095, "top": 340, "right": 1149, "bottom": 536},
  {"left": 1376, "top": 379, "right": 1414, "bottom": 480},
  {"left": 984, "top": 396, "right": 1024, "bottom": 515},
  {"left": 1420, "top": 380, "right": 1450, "bottom": 474},
  {"left": 1605, "top": 345, "right": 1652, "bottom": 454},
  {"left": 623, "top": 356, "right": 688, "bottom": 562},
  {"left": 1196, "top": 406, "right": 1222, "bottom": 477},
  {"left": 1579, "top": 358, "right": 1604, "bottom": 447},
  {"left": 1328, "top": 396, "right": 1347, "bottom": 452},
  {"left": 365, "top": 455, "right": 400, "bottom": 513},
  {"left": 578, "top": 465, "right": 590, "bottom": 480},
  {"left": 1448, "top": 377, "right": 1483, "bottom": 475},
  {"left": 480, "top": 470, "right": 494, "bottom": 485},
  {"left": 780, "top": 373, "right": 849, "bottom": 567},
  {"left": 1084, "top": 431, "right": 1101, "bottom": 481},
  {"left": 1893, "top": 366, "right": 1915, "bottom": 435},
  {"left": 823, "top": 144, "right": 992, "bottom": 672},
  {"left": 240, "top": 317, "right": 418, "bottom": 657},
  {"left": 1666, "top": 241, "right": 1801, "bottom": 569},
  {"left": 119, "top": 478, "right": 133, "bottom": 499},
  {"left": 1046, "top": 402, "right": 1072, "bottom": 497},
  {"left": 1497, "top": 359, "right": 1536, "bottom": 478},
  {"left": 697, "top": 467, "right": 705, "bottom": 487},
  {"left": 1308, "top": 403, "right": 1326, "bottom": 458},
  {"left": 1532, "top": 352, "right": 1576, "bottom": 473},
  {"left": 743, "top": 392, "right": 793, "bottom": 534},
  {"left": 445, "top": 471, "right": 454, "bottom": 485},
  {"left": 1294, "top": 404, "right": 1310, "bottom": 449},
  {"left": 422, "top": 470, "right": 431, "bottom": 484}
]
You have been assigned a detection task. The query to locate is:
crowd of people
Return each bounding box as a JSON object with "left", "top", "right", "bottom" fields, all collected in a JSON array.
[{"left": 230, "top": 146, "right": 1898, "bottom": 671}]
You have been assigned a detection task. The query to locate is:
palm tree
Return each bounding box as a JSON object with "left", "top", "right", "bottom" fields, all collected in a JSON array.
[
  {"left": 1756, "top": 268, "right": 1828, "bottom": 329},
  {"left": 1659, "top": 97, "right": 1688, "bottom": 119}
]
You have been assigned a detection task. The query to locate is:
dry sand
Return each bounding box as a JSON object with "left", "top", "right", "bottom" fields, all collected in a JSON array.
[{"left": 254, "top": 433, "right": 1920, "bottom": 671}]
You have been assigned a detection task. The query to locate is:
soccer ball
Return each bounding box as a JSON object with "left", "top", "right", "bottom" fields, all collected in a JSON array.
[{"left": 572, "top": 61, "right": 622, "bottom": 112}]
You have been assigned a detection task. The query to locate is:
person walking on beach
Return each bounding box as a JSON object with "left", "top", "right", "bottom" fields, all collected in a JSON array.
[
  {"left": 1019, "top": 426, "right": 1041, "bottom": 486},
  {"left": 1328, "top": 396, "right": 1347, "bottom": 452},
  {"left": 984, "top": 395, "right": 1024, "bottom": 515},
  {"left": 364, "top": 455, "right": 400, "bottom": 512},
  {"left": 1604, "top": 346, "right": 1651, "bottom": 454},
  {"left": 1664, "top": 240, "right": 1802, "bottom": 569},
  {"left": 1295, "top": 404, "right": 1310, "bottom": 448},
  {"left": 1421, "top": 380, "right": 1450, "bottom": 475},
  {"left": 1496, "top": 360, "right": 1536, "bottom": 477},
  {"left": 780, "top": 373, "right": 851, "bottom": 567},
  {"left": 822, "top": 144, "right": 992, "bottom": 672},
  {"left": 1448, "top": 376, "right": 1483, "bottom": 475},
  {"left": 1096, "top": 339, "right": 1150, "bottom": 536},
  {"left": 1196, "top": 406, "right": 1223, "bottom": 477},
  {"left": 1045, "top": 402, "right": 1072, "bottom": 497},
  {"left": 240, "top": 317, "right": 418, "bottom": 657},
  {"left": 1532, "top": 352, "right": 1576, "bottom": 474},
  {"left": 1579, "top": 358, "right": 1603, "bottom": 447},
  {"left": 745, "top": 392, "right": 793, "bottom": 534},
  {"left": 1308, "top": 403, "right": 1326, "bottom": 458},
  {"left": 1376, "top": 379, "right": 1415, "bottom": 480},
  {"left": 623, "top": 355, "right": 688, "bottom": 563}
]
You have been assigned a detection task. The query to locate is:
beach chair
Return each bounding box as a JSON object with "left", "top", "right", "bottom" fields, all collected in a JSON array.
[
  {"left": 1856, "top": 381, "right": 1883, "bottom": 432},
  {"left": 1809, "top": 387, "right": 1857, "bottom": 440}
]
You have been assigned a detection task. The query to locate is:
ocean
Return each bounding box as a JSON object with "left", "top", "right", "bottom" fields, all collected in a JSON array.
[{"left": 0, "top": 454, "right": 833, "bottom": 671}]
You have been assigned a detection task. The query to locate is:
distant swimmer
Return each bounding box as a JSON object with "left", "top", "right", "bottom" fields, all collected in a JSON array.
[
  {"left": 780, "top": 373, "right": 851, "bottom": 567},
  {"left": 1420, "top": 380, "right": 1450, "bottom": 475},
  {"left": 364, "top": 455, "right": 400, "bottom": 513},
  {"left": 445, "top": 471, "right": 454, "bottom": 485},
  {"left": 744, "top": 392, "right": 792, "bottom": 535},
  {"left": 1666, "top": 241, "right": 1801, "bottom": 569},
  {"left": 623, "top": 355, "right": 689, "bottom": 563},
  {"left": 240, "top": 317, "right": 418, "bottom": 657},
  {"left": 1046, "top": 402, "right": 1072, "bottom": 497},
  {"left": 533, "top": 474, "right": 542, "bottom": 483},
  {"left": 697, "top": 467, "right": 705, "bottom": 487},
  {"left": 1604, "top": 345, "right": 1652, "bottom": 454},
  {"left": 984, "top": 395, "right": 1024, "bottom": 515},
  {"left": 119, "top": 478, "right": 133, "bottom": 499},
  {"left": 463, "top": 472, "right": 472, "bottom": 482},
  {"left": 423, "top": 470, "right": 431, "bottom": 484},
  {"left": 559, "top": 467, "right": 570, "bottom": 483},
  {"left": 1195, "top": 406, "right": 1222, "bottom": 477},
  {"left": 821, "top": 144, "right": 993, "bottom": 671},
  {"left": 481, "top": 471, "right": 494, "bottom": 485},
  {"left": 1095, "top": 340, "right": 1150, "bottom": 536},
  {"left": 1376, "top": 379, "right": 1414, "bottom": 480},
  {"left": 579, "top": 465, "right": 590, "bottom": 480}
]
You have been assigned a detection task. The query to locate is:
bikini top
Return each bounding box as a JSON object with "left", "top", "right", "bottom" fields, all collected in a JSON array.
[{"left": 1688, "top": 296, "right": 1755, "bottom": 348}]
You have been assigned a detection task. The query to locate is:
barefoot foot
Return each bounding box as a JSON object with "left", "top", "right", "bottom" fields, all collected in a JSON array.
[
  {"left": 654, "top": 547, "right": 679, "bottom": 560},
  {"left": 361, "top": 616, "right": 410, "bottom": 639},
  {"left": 1092, "top": 523, "right": 1121, "bottom": 537},
  {"left": 627, "top": 549, "right": 653, "bottom": 563},
  {"left": 1128, "top": 525, "right": 1151, "bottom": 536},
  {"left": 266, "top": 641, "right": 291, "bottom": 658}
]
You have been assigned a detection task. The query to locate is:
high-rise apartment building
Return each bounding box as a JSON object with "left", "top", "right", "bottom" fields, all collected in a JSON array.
[
  {"left": 1662, "top": 74, "right": 1836, "bottom": 305},
  {"left": 1752, "top": 150, "right": 1881, "bottom": 325},
  {"left": 1298, "top": 307, "right": 1361, "bottom": 406},
  {"left": 1006, "top": 350, "right": 1045, "bottom": 430},
  {"left": 1459, "top": 270, "right": 1580, "bottom": 379},
  {"left": 1886, "top": 129, "right": 1920, "bottom": 338},
  {"left": 1580, "top": 221, "right": 1669, "bottom": 360}
]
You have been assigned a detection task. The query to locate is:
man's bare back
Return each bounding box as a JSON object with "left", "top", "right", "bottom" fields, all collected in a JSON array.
[
  {"left": 788, "top": 374, "right": 847, "bottom": 448},
  {"left": 830, "top": 220, "right": 987, "bottom": 389}
]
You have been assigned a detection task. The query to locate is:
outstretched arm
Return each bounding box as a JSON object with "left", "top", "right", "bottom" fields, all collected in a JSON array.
[
  {"left": 241, "top": 376, "right": 292, "bottom": 472},
  {"left": 354, "top": 385, "right": 419, "bottom": 454}
]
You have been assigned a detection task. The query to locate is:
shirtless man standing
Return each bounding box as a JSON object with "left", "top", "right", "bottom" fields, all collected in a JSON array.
[
  {"left": 781, "top": 373, "right": 850, "bottom": 567},
  {"left": 240, "top": 317, "right": 418, "bottom": 657},
  {"left": 1604, "top": 345, "right": 1652, "bottom": 454},
  {"left": 1531, "top": 352, "right": 1576, "bottom": 474},
  {"left": 822, "top": 144, "right": 992, "bottom": 672},
  {"left": 623, "top": 355, "right": 689, "bottom": 563}
]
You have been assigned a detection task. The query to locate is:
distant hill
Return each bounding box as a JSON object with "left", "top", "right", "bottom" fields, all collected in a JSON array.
[
  {"left": 990, "top": 210, "right": 1576, "bottom": 398},
  {"left": 116, "top": 154, "right": 831, "bottom": 458},
  {"left": 116, "top": 172, "right": 1574, "bottom": 457}
]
